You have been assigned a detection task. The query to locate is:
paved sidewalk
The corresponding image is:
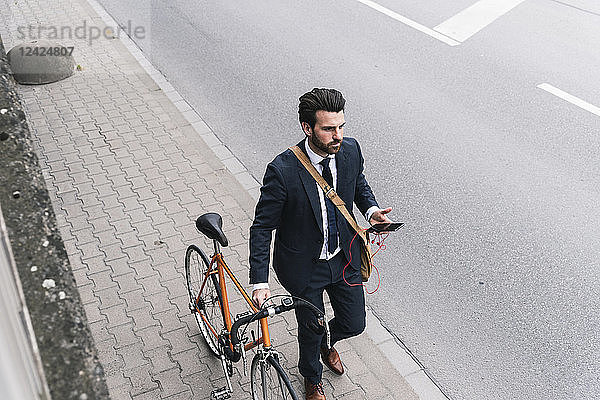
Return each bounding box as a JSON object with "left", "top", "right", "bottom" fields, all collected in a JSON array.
[{"left": 1, "top": 0, "right": 432, "bottom": 399}]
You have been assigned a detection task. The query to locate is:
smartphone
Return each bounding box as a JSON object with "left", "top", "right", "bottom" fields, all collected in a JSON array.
[{"left": 367, "top": 222, "right": 404, "bottom": 233}]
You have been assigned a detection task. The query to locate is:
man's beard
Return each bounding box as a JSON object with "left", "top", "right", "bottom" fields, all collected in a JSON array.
[{"left": 311, "top": 135, "right": 342, "bottom": 155}]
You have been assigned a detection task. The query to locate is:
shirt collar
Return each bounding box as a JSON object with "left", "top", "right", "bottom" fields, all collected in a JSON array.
[{"left": 304, "top": 138, "right": 334, "bottom": 165}]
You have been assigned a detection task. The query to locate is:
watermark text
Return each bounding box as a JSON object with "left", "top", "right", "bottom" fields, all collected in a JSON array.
[{"left": 16, "top": 20, "right": 146, "bottom": 46}]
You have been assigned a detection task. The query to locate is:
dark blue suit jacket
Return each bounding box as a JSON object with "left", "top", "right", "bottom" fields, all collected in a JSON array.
[{"left": 249, "top": 137, "right": 378, "bottom": 295}]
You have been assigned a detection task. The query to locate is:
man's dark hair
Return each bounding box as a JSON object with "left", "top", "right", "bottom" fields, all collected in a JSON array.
[{"left": 298, "top": 88, "right": 346, "bottom": 129}]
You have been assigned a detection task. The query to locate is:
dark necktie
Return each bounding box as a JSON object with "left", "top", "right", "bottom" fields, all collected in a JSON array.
[{"left": 320, "top": 158, "right": 338, "bottom": 253}]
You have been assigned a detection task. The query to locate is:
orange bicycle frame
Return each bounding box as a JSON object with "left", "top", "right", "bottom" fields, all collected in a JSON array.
[{"left": 197, "top": 250, "right": 272, "bottom": 350}]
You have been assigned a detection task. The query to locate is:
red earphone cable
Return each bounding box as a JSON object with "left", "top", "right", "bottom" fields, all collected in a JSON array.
[{"left": 342, "top": 228, "right": 389, "bottom": 294}]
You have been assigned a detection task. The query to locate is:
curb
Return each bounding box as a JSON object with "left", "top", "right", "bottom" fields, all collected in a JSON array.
[
  {"left": 366, "top": 309, "right": 449, "bottom": 400},
  {"left": 84, "top": 2, "right": 449, "bottom": 398}
]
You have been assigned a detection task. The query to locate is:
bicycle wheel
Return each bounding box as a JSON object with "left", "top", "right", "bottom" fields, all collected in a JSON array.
[
  {"left": 250, "top": 352, "right": 298, "bottom": 400},
  {"left": 185, "top": 244, "right": 223, "bottom": 357}
]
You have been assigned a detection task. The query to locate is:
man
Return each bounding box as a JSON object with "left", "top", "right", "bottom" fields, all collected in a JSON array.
[{"left": 249, "top": 88, "right": 391, "bottom": 400}]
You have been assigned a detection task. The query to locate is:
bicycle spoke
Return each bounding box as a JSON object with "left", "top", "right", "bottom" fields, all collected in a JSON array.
[{"left": 185, "top": 245, "right": 224, "bottom": 357}]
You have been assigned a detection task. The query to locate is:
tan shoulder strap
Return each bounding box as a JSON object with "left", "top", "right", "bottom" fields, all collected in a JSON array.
[{"left": 289, "top": 146, "right": 366, "bottom": 238}]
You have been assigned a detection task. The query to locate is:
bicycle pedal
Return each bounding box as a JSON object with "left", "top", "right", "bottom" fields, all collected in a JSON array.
[{"left": 210, "top": 387, "right": 231, "bottom": 400}]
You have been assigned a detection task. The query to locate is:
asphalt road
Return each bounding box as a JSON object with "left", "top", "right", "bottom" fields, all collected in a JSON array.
[{"left": 96, "top": 1, "right": 600, "bottom": 399}]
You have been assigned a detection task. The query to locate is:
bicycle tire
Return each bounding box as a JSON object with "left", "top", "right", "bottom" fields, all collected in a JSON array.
[
  {"left": 250, "top": 352, "right": 298, "bottom": 400},
  {"left": 185, "top": 244, "right": 223, "bottom": 357}
]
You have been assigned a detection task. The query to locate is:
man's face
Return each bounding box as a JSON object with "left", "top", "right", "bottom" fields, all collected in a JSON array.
[{"left": 304, "top": 110, "right": 345, "bottom": 157}]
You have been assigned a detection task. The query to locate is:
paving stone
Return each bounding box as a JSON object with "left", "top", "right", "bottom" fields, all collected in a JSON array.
[
  {"left": 144, "top": 346, "right": 177, "bottom": 374},
  {"left": 146, "top": 209, "right": 173, "bottom": 227},
  {"left": 152, "top": 368, "right": 190, "bottom": 398},
  {"left": 146, "top": 290, "right": 175, "bottom": 315},
  {"left": 124, "top": 365, "right": 158, "bottom": 397},
  {"left": 136, "top": 232, "right": 160, "bottom": 249},
  {"left": 79, "top": 239, "right": 105, "bottom": 260},
  {"left": 89, "top": 215, "right": 113, "bottom": 233},
  {"left": 122, "top": 196, "right": 144, "bottom": 212},
  {"left": 118, "top": 230, "right": 143, "bottom": 249},
  {"left": 128, "top": 307, "right": 159, "bottom": 330},
  {"left": 134, "top": 187, "right": 156, "bottom": 202},
  {"left": 111, "top": 218, "right": 137, "bottom": 234},
  {"left": 105, "top": 303, "right": 134, "bottom": 329},
  {"left": 90, "top": 172, "right": 112, "bottom": 187},
  {"left": 114, "top": 184, "right": 138, "bottom": 199},
  {"left": 170, "top": 347, "right": 207, "bottom": 378},
  {"left": 102, "top": 242, "right": 128, "bottom": 262},
  {"left": 121, "top": 289, "right": 149, "bottom": 312},
  {"left": 129, "top": 176, "right": 151, "bottom": 190},
  {"left": 113, "top": 272, "right": 141, "bottom": 294},
  {"left": 336, "top": 349, "right": 370, "bottom": 378},
  {"left": 129, "top": 258, "right": 157, "bottom": 280},
  {"left": 135, "top": 325, "right": 169, "bottom": 352},
  {"left": 124, "top": 206, "right": 151, "bottom": 224},
  {"left": 99, "top": 193, "right": 122, "bottom": 210},
  {"left": 107, "top": 257, "right": 134, "bottom": 277},
  {"left": 151, "top": 187, "right": 179, "bottom": 204},
  {"left": 79, "top": 192, "right": 104, "bottom": 208},
  {"left": 62, "top": 238, "right": 82, "bottom": 258},
  {"left": 329, "top": 373, "right": 361, "bottom": 398},
  {"left": 96, "top": 337, "right": 126, "bottom": 375},
  {"left": 83, "top": 300, "right": 107, "bottom": 325},
  {"left": 181, "top": 371, "right": 213, "bottom": 398},
  {"left": 153, "top": 309, "right": 186, "bottom": 334},
  {"left": 96, "top": 286, "right": 126, "bottom": 309},
  {"left": 353, "top": 369, "right": 393, "bottom": 399},
  {"left": 140, "top": 198, "right": 164, "bottom": 214},
  {"left": 95, "top": 228, "right": 122, "bottom": 247},
  {"left": 104, "top": 372, "right": 131, "bottom": 399},
  {"left": 162, "top": 328, "right": 196, "bottom": 355},
  {"left": 159, "top": 276, "right": 186, "bottom": 299},
  {"left": 89, "top": 268, "right": 119, "bottom": 292},
  {"left": 137, "top": 274, "right": 168, "bottom": 296},
  {"left": 145, "top": 246, "right": 177, "bottom": 264},
  {"left": 119, "top": 343, "right": 149, "bottom": 370},
  {"left": 98, "top": 154, "right": 120, "bottom": 168}
]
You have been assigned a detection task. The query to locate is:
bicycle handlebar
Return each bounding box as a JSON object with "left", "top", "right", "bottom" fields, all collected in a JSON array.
[{"left": 230, "top": 297, "right": 324, "bottom": 349}]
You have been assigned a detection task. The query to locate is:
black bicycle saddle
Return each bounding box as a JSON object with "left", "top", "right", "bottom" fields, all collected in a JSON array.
[{"left": 195, "top": 213, "right": 229, "bottom": 247}]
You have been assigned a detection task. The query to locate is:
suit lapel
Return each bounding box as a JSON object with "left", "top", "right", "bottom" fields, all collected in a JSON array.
[{"left": 296, "top": 140, "right": 324, "bottom": 233}]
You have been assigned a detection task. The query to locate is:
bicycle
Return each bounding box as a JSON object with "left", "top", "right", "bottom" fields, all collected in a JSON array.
[{"left": 185, "top": 212, "right": 328, "bottom": 400}]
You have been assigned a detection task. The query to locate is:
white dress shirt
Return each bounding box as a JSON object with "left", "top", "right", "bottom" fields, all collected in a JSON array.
[{"left": 253, "top": 139, "right": 380, "bottom": 291}]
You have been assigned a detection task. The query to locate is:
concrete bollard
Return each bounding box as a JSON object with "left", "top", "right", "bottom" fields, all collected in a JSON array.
[{"left": 7, "top": 40, "right": 75, "bottom": 85}]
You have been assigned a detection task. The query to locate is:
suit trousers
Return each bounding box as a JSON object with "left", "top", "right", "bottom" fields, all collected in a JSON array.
[{"left": 294, "top": 251, "right": 366, "bottom": 384}]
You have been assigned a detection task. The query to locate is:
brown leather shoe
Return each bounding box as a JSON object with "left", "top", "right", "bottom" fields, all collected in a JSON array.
[
  {"left": 320, "top": 346, "right": 344, "bottom": 375},
  {"left": 304, "top": 379, "right": 326, "bottom": 400}
]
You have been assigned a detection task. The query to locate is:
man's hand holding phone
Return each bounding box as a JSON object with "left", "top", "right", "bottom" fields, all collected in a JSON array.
[
  {"left": 368, "top": 207, "right": 404, "bottom": 233},
  {"left": 368, "top": 207, "right": 393, "bottom": 225}
]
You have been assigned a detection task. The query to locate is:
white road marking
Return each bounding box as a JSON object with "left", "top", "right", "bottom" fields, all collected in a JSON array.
[
  {"left": 434, "top": 0, "right": 527, "bottom": 42},
  {"left": 538, "top": 83, "right": 600, "bottom": 118},
  {"left": 354, "top": 0, "right": 461, "bottom": 46}
]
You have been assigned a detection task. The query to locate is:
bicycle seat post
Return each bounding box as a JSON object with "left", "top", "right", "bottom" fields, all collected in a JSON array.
[{"left": 213, "top": 239, "right": 221, "bottom": 255}]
